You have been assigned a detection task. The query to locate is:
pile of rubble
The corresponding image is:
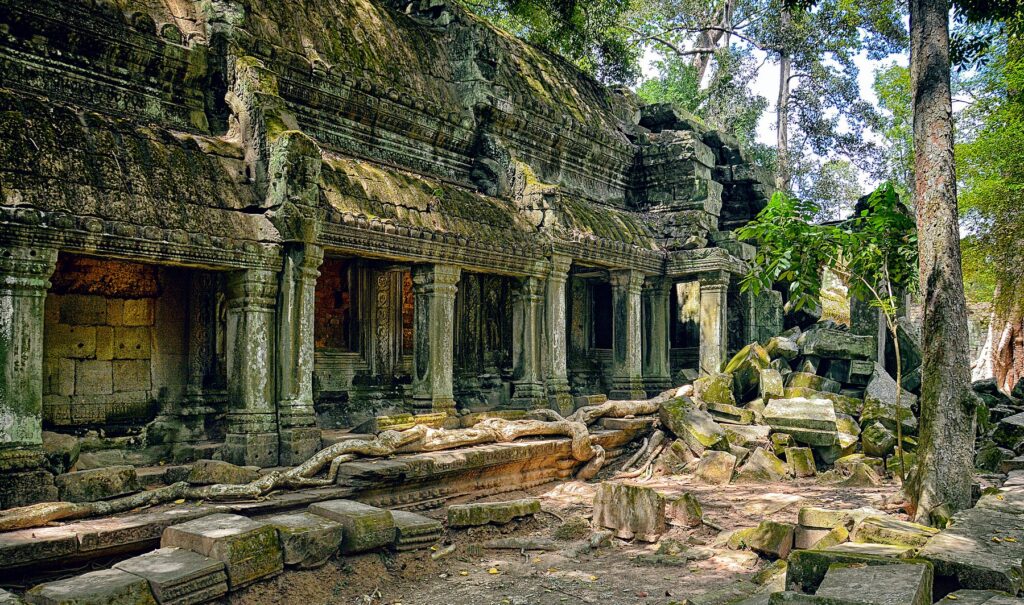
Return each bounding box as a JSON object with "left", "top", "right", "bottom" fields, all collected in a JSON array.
[
  {"left": 653, "top": 321, "right": 921, "bottom": 486},
  {"left": 973, "top": 378, "right": 1024, "bottom": 475}
]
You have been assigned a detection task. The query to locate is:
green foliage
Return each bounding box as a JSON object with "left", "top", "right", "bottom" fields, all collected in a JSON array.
[
  {"left": 737, "top": 182, "right": 918, "bottom": 315},
  {"left": 795, "top": 159, "right": 863, "bottom": 221},
  {"left": 871, "top": 63, "right": 914, "bottom": 204}
]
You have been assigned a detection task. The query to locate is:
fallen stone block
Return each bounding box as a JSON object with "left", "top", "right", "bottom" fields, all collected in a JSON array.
[
  {"left": 446, "top": 498, "right": 540, "bottom": 528},
  {"left": 816, "top": 561, "right": 932, "bottom": 605},
  {"left": 391, "top": 510, "right": 443, "bottom": 552},
  {"left": 835, "top": 414, "right": 862, "bottom": 438},
  {"left": 659, "top": 396, "right": 729, "bottom": 454},
  {"left": 309, "top": 500, "right": 396, "bottom": 553},
  {"left": 667, "top": 493, "right": 703, "bottom": 528},
  {"left": 851, "top": 516, "right": 939, "bottom": 548},
  {"left": 782, "top": 387, "right": 863, "bottom": 417},
  {"left": 786, "top": 372, "right": 840, "bottom": 394},
  {"left": 695, "top": 372, "right": 738, "bottom": 407},
  {"left": 796, "top": 525, "right": 848, "bottom": 550},
  {"left": 798, "top": 328, "right": 874, "bottom": 360},
  {"left": 731, "top": 521, "right": 795, "bottom": 559},
  {"left": 786, "top": 447, "right": 816, "bottom": 477},
  {"left": 765, "top": 397, "right": 837, "bottom": 432},
  {"left": 264, "top": 512, "right": 344, "bottom": 568},
  {"left": 186, "top": 460, "right": 259, "bottom": 486},
  {"left": 113, "top": 547, "right": 228, "bottom": 605},
  {"left": 824, "top": 542, "right": 918, "bottom": 558},
  {"left": 919, "top": 507, "right": 1024, "bottom": 594},
  {"left": 592, "top": 482, "right": 665, "bottom": 542},
  {"left": 54, "top": 465, "right": 139, "bottom": 503},
  {"left": 861, "top": 422, "right": 897, "bottom": 458},
  {"left": 772, "top": 432, "right": 795, "bottom": 456},
  {"left": 936, "top": 591, "right": 1021, "bottom": 605},
  {"left": 734, "top": 447, "right": 788, "bottom": 483},
  {"left": 760, "top": 369, "right": 786, "bottom": 402},
  {"left": 975, "top": 486, "right": 1024, "bottom": 515},
  {"left": 725, "top": 343, "right": 773, "bottom": 401},
  {"left": 707, "top": 401, "right": 755, "bottom": 425},
  {"left": 724, "top": 424, "right": 772, "bottom": 448},
  {"left": 785, "top": 548, "right": 921, "bottom": 593},
  {"left": 678, "top": 580, "right": 761, "bottom": 605},
  {"left": 799, "top": 507, "right": 881, "bottom": 530},
  {"left": 161, "top": 513, "right": 283, "bottom": 589},
  {"left": 696, "top": 450, "right": 737, "bottom": 485},
  {"left": 26, "top": 568, "right": 156, "bottom": 605},
  {"left": 994, "top": 413, "right": 1024, "bottom": 452},
  {"left": 766, "top": 336, "right": 800, "bottom": 361},
  {"left": 863, "top": 364, "right": 918, "bottom": 435}
]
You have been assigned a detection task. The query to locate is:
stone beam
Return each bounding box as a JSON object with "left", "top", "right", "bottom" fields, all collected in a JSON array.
[
  {"left": 412, "top": 264, "right": 461, "bottom": 414},
  {"left": 699, "top": 271, "right": 730, "bottom": 375},
  {"left": 609, "top": 269, "right": 645, "bottom": 400},
  {"left": 224, "top": 269, "right": 279, "bottom": 467}
]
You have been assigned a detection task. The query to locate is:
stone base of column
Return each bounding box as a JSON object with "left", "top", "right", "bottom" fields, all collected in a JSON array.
[
  {"left": 223, "top": 432, "right": 279, "bottom": 467},
  {"left": 643, "top": 378, "right": 673, "bottom": 398},
  {"left": 0, "top": 448, "right": 56, "bottom": 508},
  {"left": 511, "top": 381, "right": 547, "bottom": 409},
  {"left": 609, "top": 378, "right": 646, "bottom": 400},
  {"left": 413, "top": 396, "right": 457, "bottom": 415},
  {"left": 279, "top": 427, "right": 322, "bottom": 465},
  {"left": 545, "top": 379, "right": 574, "bottom": 416}
]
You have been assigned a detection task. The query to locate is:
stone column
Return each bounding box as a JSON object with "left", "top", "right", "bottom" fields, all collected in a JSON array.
[
  {"left": 609, "top": 269, "right": 645, "bottom": 400},
  {"left": 224, "top": 268, "right": 279, "bottom": 467},
  {"left": 642, "top": 276, "right": 672, "bottom": 396},
  {"left": 276, "top": 244, "right": 323, "bottom": 465},
  {"left": 412, "top": 264, "right": 461, "bottom": 414},
  {"left": 699, "top": 271, "right": 729, "bottom": 375},
  {"left": 0, "top": 245, "right": 58, "bottom": 507},
  {"left": 512, "top": 275, "right": 546, "bottom": 408},
  {"left": 545, "top": 256, "right": 572, "bottom": 412}
]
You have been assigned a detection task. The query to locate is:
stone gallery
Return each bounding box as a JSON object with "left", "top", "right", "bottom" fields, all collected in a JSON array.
[{"left": 7, "top": 1, "right": 1018, "bottom": 605}]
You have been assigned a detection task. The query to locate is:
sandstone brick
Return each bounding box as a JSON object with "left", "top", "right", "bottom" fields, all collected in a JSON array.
[
  {"left": 75, "top": 360, "right": 112, "bottom": 395},
  {"left": 123, "top": 299, "right": 154, "bottom": 326},
  {"left": 58, "top": 295, "right": 107, "bottom": 325},
  {"left": 113, "top": 547, "right": 228, "bottom": 605},
  {"left": 161, "top": 513, "right": 283, "bottom": 589},
  {"left": 113, "top": 327, "right": 151, "bottom": 359},
  {"left": 26, "top": 568, "right": 156, "bottom": 605},
  {"left": 308, "top": 500, "right": 395, "bottom": 554},
  {"left": 113, "top": 359, "right": 151, "bottom": 392}
]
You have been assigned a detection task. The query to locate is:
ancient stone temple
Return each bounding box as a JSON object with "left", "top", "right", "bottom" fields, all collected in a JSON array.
[{"left": 0, "top": 0, "right": 779, "bottom": 505}]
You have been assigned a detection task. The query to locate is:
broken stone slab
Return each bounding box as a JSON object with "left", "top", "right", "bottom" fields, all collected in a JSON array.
[
  {"left": 696, "top": 450, "right": 737, "bottom": 485},
  {"left": 799, "top": 507, "right": 882, "bottom": 530},
  {"left": 659, "top": 396, "right": 729, "bottom": 454},
  {"left": 783, "top": 387, "right": 864, "bottom": 417},
  {"left": 161, "top": 513, "right": 283, "bottom": 589},
  {"left": 773, "top": 432, "right": 795, "bottom": 455},
  {"left": 734, "top": 447, "right": 789, "bottom": 483},
  {"left": 263, "top": 512, "right": 344, "bottom": 568},
  {"left": 707, "top": 402, "right": 755, "bottom": 425},
  {"left": 695, "top": 372, "right": 738, "bottom": 407},
  {"left": 54, "top": 465, "right": 139, "bottom": 503},
  {"left": 798, "top": 328, "right": 875, "bottom": 360},
  {"left": 724, "top": 423, "right": 772, "bottom": 448},
  {"left": 730, "top": 521, "right": 795, "bottom": 559},
  {"left": 765, "top": 397, "right": 837, "bottom": 432},
  {"left": 446, "top": 498, "right": 540, "bottom": 528},
  {"left": 667, "top": 493, "right": 703, "bottom": 528},
  {"left": 186, "top": 460, "right": 259, "bottom": 486},
  {"left": 26, "top": 568, "right": 156, "bottom": 605},
  {"left": 834, "top": 455, "right": 885, "bottom": 477},
  {"left": 862, "top": 422, "right": 897, "bottom": 458},
  {"left": 724, "top": 343, "right": 773, "bottom": 401},
  {"left": 936, "top": 591, "right": 1024, "bottom": 605},
  {"left": 919, "top": 507, "right": 1024, "bottom": 594},
  {"left": 785, "top": 548, "right": 921, "bottom": 593},
  {"left": 309, "top": 500, "right": 396, "bottom": 554},
  {"left": 851, "top": 516, "right": 939, "bottom": 549},
  {"left": 592, "top": 482, "right": 666, "bottom": 542},
  {"left": 391, "top": 510, "right": 443, "bottom": 552},
  {"left": 766, "top": 336, "right": 800, "bottom": 361},
  {"left": 999, "top": 455, "right": 1024, "bottom": 474},
  {"left": 786, "top": 372, "right": 841, "bottom": 394},
  {"left": 796, "top": 525, "right": 849, "bottom": 550},
  {"left": 780, "top": 426, "right": 838, "bottom": 448},
  {"left": 786, "top": 447, "right": 816, "bottom": 477},
  {"left": 835, "top": 414, "right": 862, "bottom": 438},
  {"left": 825, "top": 542, "right": 918, "bottom": 558},
  {"left": 993, "top": 413, "right": 1024, "bottom": 452},
  {"left": 113, "top": 547, "right": 228, "bottom": 605},
  {"left": 677, "top": 580, "right": 762, "bottom": 605},
  {"left": 863, "top": 364, "right": 919, "bottom": 435},
  {"left": 975, "top": 486, "right": 1024, "bottom": 515},
  {"left": 816, "top": 561, "right": 932, "bottom": 605},
  {"left": 760, "top": 369, "right": 786, "bottom": 402}
]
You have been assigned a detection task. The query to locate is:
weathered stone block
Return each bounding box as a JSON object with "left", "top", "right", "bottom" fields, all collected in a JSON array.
[
  {"left": 734, "top": 447, "right": 788, "bottom": 483},
  {"left": 851, "top": 516, "right": 939, "bottom": 548},
  {"left": 724, "top": 424, "right": 771, "bottom": 448},
  {"left": 95, "top": 327, "right": 113, "bottom": 361},
  {"left": 766, "top": 336, "right": 800, "bottom": 361},
  {"left": 724, "top": 343, "right": 772, "bottom": 400},
  {"left": 785, "top": 549, "right": 920, "bottom": 593},
  {"left": 26, "top": 569, "right": 156, "bottom": 605},
  {"left": 264, "top": 512, "right": 344, "bottom": 568},
  {"left": 799, "top": 507, "right": 881, "bottom": 530},
  {"left": 112, "top": 360, "right": 150, "bottom": 393},
  {"left": 308, "top": 500, "right": 396, "bottom": 553},
  {"left": 186, "top": 460, "right": 259, "bottom": 486},
  {"left": 592, "top": 482, "right": 666, "bottom": 542},
  {"left": 786, "top": 372, "right": 840, "bottom": 394},
  {"left": 0, "top": 589, "right": 23, "bottom": 605},
  {"left": 764, "top": 397, "right": 837, "bottom": 432},
  {"left": 785, "top": 447, "right": 816, "bottom": 477},
  {"left": 0, "top": 470, "right": 58, "bottom": 508},
  {"left": 760, "top": 368, "right": 786, "bottom": 402},
  {"left": 993, "top": 412, "right": 1024, "bottom": 451},
  {"left": 825, "top": 542, "right": 917, "bottom": 558},
  {"left": 798, "top": 329, "right": 874, "bottom": 360},
  {"left": 816, "top": 561, "right": 932, "bottom": 605},
  {"left": 782, "top": 387, "right": 863, "bottom": 416},
  {"left": 161, "top": 513, "right": 283, "bottom": 589},
  {"left": 75, "top": 360, "right": 113, "bottom": 395},
  {"left": 123, "top": 299, "right": 154, "bottom": 326},
  {"left": 667, "top": 493, "right": 703, "bottom": 528},
  {"left": 735, "top": 520, "right": 795, "bottom": 559},
  {"left": 113, "top": 327, "right": 151, "bottom": 359},
  {"left": 391, "top": 510, "right": 443, "bottom": 551},
  {"left": 863, "top": 365, "right": 918, "bottom": 435},
  {"left": 113, "top": 547, "right": 228, "bottom": 605},
  {"left": 55, "top": 465, "right": 139, "bottom": 502},
  {"left": 707, "top": 401, "right": 755, "bottom": 424},
  {"left": 862, "top": 422, "right": 897, "bottom": 458},
  {"left": 696, "top": 450, "right": 736, "bottom": 485},
  {"left": 919, "top": 507, "right": 1024, "bottom": 594},
  {"left": 694, "top": 372, "right": 737, "bottom": 406},
  {"left": 446, "top": 498, "right": 541, "bottom": 527},
  {"left": 659, "top": 396, "right": 729, "bottom": 454},
  {"left": 59, "top": 295, "right": 107, "bottom": 325},
  {"left": 47, "top": 325, "right": 96, "bottom": 359}
]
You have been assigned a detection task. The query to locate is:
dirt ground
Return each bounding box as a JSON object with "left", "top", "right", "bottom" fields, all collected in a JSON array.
[{"left": 229, "top": 474, "right": 903, "bottom": 605}]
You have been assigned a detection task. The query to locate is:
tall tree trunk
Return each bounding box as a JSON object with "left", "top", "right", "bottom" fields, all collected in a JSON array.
[
  {"left": 907, "top": 0, "right": 977, "bottom": 524},
  {"left": 692, "top": 2, "right": 732, "bottom": 84},
  {"left": 992, "top": 293, "right": 1024, "bottom": 393},
  {"left": 775, "top": 50, "right": 791, "bottom": 191}
]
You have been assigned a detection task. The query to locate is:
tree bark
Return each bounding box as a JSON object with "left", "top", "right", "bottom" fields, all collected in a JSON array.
[
  {"left": 775, "top": 8, "right": 792, "bottom": 192},
  {"left": 907, "top": 0, "right": 977, "bottom": 524}
]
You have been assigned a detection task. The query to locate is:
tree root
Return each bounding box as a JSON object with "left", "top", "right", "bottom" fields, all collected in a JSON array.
[{"left": 0, "top": 390, "right": 683, "bottom": 532}]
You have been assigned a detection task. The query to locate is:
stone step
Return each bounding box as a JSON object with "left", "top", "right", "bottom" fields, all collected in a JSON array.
[
  {"left": 308, "top": 500, "right": 395, "bottom": 554},
  {"left": 113, "top": 547, "right": 228, "bottom": 605},
  {"left": 25, "top": 568, "right": 157, "bottom": 605},
  {"left": 919, "top": 506, "right": 1024, "bottom": 594},
  {"left": 161, "top": 513, "right": 283, "bottom": 590},
  {"left": 816, "top": 560, "right": 932, "bottom": 605}
]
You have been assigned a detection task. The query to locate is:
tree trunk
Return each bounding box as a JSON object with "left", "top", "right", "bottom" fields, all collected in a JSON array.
[
  {"left": 991, "top": 292, "right": 1024, "bottom": 393},
  {"left": 907, "top": 0, "right": 976, "bottom": 524},
  {"left": 775, "top": 8, "right": 792, "bottom": 192}
]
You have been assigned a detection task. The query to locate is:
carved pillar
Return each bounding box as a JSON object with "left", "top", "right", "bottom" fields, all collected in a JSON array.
[
  {"left": 642, "top": 276, "right": 672, "bottom": 396},
  {"left": 699, "top": 271, "right": 730, "bottom": 375},
  {"left": 224, "top": 268, "right": 279, "bottom": 467},
  {"left": 0, "top": 245, "right": 58, "bottom": 506},
  {"left": 545, "top": 256, "right": 572, "bottom": 412},
  {"left": 412, "top": 264, "right": 460, "bottom": 414},
  {"left": 512, "top": 275, "right": 546, "bottom": 407},
  {"left": 610, "top": 269, "right": 645, "bottom": 400},
  {"left": 276, "top": 244, "right": 323, "bottom": 465}
]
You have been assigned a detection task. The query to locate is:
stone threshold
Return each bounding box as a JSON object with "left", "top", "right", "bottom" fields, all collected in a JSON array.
[{"left": 0, "top": 427, "right": 640, "bottom": 576}]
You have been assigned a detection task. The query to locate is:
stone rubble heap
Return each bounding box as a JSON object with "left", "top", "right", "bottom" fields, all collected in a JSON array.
[{"left": 656, "top": 321, "right": 923, "bottom": 485}]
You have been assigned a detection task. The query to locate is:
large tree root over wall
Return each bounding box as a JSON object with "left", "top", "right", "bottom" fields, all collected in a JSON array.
[{"left": 0, "top": 389, "right": 679, "bottom": 532}]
